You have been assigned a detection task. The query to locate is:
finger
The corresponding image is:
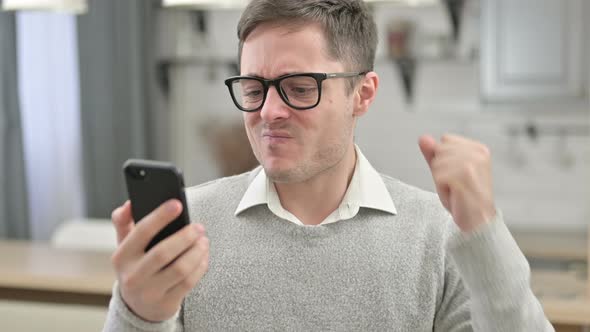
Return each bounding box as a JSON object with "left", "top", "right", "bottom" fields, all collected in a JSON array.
[
  {"left": 441, "top": 134, "right": 488, "bottom": 153},
  {"left": 428, "top": 166, "right": 451, "bottom": 208},
  {"left": 432, "top": 166, "right": 470, "bottom": 196},
  {"left": 165, "top": 250, "right": 209, "bottom": 301},
  {"left": 430, "top": 168, "right": 461, "bottom": 212},
  {"left": 440, "top": 133, "right": 466, "bottom": 143},
  {"left": 418, "top": 135, "right": 437, "bottom": 168},
  {"left": 119, "top": 199, "right": 183, "bottom": 256},
  {"left": 112, "top": 201, "right": 134, "bottom": 245},
  {"left": 154, "top": 235, "right": 209, "bottom": 291},
  {"left": 431, "top": 151, "right": 483, "bottom": 190},
  {"left": 429, "top": 152, "right": 471, "bottom": 174},
  {"left": 430, "top": 142, "right": 463, "bottom": 157},
  {"left": 134, "top": 223, "right": 202, "bottom": 278},
  {"left": 430, "top": 138, "right": 483, "bottom": 166},
  {"left": 427, "top": 154, "right": 468, "bottom": 209}
]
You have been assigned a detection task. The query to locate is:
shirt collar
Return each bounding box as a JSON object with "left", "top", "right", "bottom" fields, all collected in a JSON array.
[
  {"left": 234, "top": 166, "right": 267, "bottom": 214},
  {"left": 234, "top": 145, "right": 397, "bottom": 217},
  {"left": 351, "top": 146, "right": 397, "bottom": 215}
]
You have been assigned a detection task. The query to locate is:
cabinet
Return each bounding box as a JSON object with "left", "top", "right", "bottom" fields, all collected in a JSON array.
[{"left": 481, "top": 0, "right": 587, "bottom": 103}]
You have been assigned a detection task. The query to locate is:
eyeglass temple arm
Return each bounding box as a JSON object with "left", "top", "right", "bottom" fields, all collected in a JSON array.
[{"left": 326, "top": 72, "right": 368, "bottom": 79}]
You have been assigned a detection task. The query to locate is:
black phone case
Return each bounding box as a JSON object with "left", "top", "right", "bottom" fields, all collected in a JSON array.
[{"left": 123, "top": 159, "right": 190, "bottom": 252}]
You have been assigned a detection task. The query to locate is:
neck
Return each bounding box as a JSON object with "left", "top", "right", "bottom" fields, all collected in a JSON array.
[{"left": 274, "top": 144, "right": 357, "bottom": 226}]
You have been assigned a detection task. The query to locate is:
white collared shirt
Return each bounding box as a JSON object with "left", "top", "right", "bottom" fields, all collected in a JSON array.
[{"left": 235, "top": 146, "right": 397, "bottom": 226}]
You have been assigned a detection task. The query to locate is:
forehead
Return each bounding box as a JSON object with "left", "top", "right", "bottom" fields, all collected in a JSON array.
[{"left": 240, "top": 21, "right": 343, "bottom": 77}]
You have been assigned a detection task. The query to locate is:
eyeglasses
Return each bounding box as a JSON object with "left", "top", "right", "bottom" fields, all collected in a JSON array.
[{"left": 224, "top": 72, "right": 367, "bottom": 112}]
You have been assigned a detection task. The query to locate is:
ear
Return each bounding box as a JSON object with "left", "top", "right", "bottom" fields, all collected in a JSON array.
[{"left": 353, "top": 71, "right": 379, "bottom": 118}]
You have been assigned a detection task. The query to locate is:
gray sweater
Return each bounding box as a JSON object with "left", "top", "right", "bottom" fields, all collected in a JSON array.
[{"left": 103, "top": 171, "right": 553, "bottom": 331}]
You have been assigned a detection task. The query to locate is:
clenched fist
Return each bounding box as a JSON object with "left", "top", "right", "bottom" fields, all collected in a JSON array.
[{"left": 419, "top": 134, "right": 496, "bottom": 233}]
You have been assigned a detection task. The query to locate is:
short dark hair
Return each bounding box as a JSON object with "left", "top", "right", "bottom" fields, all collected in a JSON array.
[{"left": 236, "top": 0, "right": 377, "bottom": 73}]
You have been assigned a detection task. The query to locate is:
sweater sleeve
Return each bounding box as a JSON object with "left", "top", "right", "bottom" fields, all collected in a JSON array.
[
  {"left": 102, "top": 282, "right": 184, "bottom": 332},
  {"left": 443, "top": 211, "right": 554, "bottom": 332}
]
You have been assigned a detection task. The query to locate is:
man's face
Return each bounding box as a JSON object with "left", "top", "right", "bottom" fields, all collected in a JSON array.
[{"left": 240, "top": 22, "right": 358, "bottom": 183}]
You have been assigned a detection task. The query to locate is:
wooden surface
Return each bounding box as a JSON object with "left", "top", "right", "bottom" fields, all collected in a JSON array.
[
  {"left": 0, "top": 240, "right": 115, "bottom": 305},
  {"left": 553, "top": 324, "right": 587, "bottom": 332},
  {"left": 0, "top": 237, "right": 588, "bottom": 325},
  {"left": 512, "top": 229, "right": 588, "bottom": 261},
  {"left": 532, "top": 270, "right": 590, "bottom": 326},
  {"left": 518, "top": 227, "right": 590, "bottom": 327}
]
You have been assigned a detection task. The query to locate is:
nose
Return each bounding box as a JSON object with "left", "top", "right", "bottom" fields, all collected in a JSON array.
[{"left": 259, "top": 85, "right": 291, "bottom": 123}]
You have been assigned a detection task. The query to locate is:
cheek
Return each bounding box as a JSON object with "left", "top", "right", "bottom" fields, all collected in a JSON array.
[
  {"left": 305, "top": 107, "right": 344, "bottom": 144},
  {"left": 243, "top": 115, "right": 259, "bottom": 145},
  {"left": 322, "top": 95, "right": 353, "bottom": 125},
  {"left": 243, "top": 113, "right": 258, "bottom": 131},
  {"left": 323, "top": 85, "right": 353, "bottom": 114}
]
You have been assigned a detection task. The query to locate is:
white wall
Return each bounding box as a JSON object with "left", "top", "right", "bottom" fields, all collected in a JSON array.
[
  {"left": 358, "top": 61, "right": 590, "bottom": 230},
  {"left": 159, "top": 4, "right": 590, "bottom": 231}
]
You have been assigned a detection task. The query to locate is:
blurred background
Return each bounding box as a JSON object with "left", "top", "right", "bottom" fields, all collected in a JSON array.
[{"left": 0, "top": 0, "right": 588, "bottom": 331}]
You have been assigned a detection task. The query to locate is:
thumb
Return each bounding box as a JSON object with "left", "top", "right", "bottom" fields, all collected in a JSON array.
[
  {"left": 418, "top": 135, "right": 437, "bottom": 168},
  {"left": 111, "top": 200, "right": 135, "bottom": 245}
]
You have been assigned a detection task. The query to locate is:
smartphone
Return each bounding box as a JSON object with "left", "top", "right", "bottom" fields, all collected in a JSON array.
[{"left": 123, "top": 159, "right": 190, "bottom": 252}]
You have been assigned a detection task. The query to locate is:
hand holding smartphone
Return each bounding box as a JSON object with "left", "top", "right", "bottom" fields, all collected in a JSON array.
[
  {"left": 112, "top": 159, "right": 208, "bottom": 322},
  {"left": 123, "top": 159, "right": 190, "bottom": 251}
]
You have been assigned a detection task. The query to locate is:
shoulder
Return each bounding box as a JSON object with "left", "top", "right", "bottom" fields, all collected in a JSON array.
[
  {"left": 379, "top": 174, "right": 442, "bottom": 211},
  {"left": 379, "top": 173, "right": 458, "bottom": 239},
  {"left": 185, "top": 168, "right": 258, "bottom": 210}
]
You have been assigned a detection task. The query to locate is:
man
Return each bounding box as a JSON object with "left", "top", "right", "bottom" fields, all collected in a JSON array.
[{"left": 104, "top": 0, "right": 553, "bottom": 331}]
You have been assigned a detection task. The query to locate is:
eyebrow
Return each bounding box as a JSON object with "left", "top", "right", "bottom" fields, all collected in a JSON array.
[
  {"left": 244, "top": 71, "right": 305, "bottom": 79},
  {"left": 244, "top": 73, "right": 264, "bottom": 79}
]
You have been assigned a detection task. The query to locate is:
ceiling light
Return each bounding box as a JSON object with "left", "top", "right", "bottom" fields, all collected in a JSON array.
[{"left": 2, "top": 0, "right": 87, "bottom": 14}]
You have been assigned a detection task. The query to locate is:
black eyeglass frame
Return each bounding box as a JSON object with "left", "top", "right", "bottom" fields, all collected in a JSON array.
[{"left": 224, "top": 71, "right": 368, "bottom": 112}]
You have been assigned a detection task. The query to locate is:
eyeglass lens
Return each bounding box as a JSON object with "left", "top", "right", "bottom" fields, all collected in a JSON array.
[{"left": 230, "top": 75, "right": 319, "bottom": 111}]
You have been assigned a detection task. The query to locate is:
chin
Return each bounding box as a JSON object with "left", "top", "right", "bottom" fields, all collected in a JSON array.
[
  {"left": 263, "top": 163, "right": 292, "bottom": 182},
  {"left": 262, "top": 162, "right": 305, "bottom": 183}
]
